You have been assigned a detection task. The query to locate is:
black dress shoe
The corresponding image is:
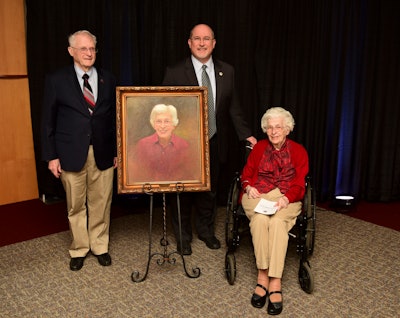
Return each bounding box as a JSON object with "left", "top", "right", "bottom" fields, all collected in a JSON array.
[
  {"left": 96, "top": 253, "right": 112, "bottom": 266},
  {"left": 251, "top": 283, "right": 268, "bottom": 308},
  {"left": 198, "top": 235, "right": 221, "bottom": 249},
  {"left": 70, "top": 257, "right": 85, "bottom": 271},
  {"left": 177, "top": 241, "right": 192, "bottom": 255},
  {"left": 267, "top": 291, "right": 283, "bottom": 315}
]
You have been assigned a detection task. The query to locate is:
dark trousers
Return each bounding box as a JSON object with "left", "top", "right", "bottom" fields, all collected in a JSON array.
[{"left": 171, "top": 136, "right": 219, "bottom": 242}]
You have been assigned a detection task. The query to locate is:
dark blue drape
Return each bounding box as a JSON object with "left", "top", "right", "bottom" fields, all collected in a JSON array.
[
  {"left": 25, "top": 0, "right": 400, "bottom": 202},
  {"left": 327, "top": 0, "right": 367, "bottom": 199}
]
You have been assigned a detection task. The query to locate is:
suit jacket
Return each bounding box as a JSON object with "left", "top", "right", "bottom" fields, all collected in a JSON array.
[
  {"left": 41, "top": 64, "right": 116, "bottom": 171},
  {"left": 162, "top": 57, "right": 251, "bottom": 163}
]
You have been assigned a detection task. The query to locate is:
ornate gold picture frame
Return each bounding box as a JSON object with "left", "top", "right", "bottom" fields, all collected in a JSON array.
[{"left": 116, "top": 86, "right": 210, "bottom": 193}]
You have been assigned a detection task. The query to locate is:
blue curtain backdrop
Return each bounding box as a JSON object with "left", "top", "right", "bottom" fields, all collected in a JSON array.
[
  {"left": 25, "top": 0, "right": 400, "bottom": 203},
  {"left": 326, "top": 0, "right": 367, "bottom": 198}
]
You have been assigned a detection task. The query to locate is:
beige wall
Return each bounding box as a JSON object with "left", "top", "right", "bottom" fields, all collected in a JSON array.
[{"left": 0, "top": 0, "right": 39, "bottom": 205}]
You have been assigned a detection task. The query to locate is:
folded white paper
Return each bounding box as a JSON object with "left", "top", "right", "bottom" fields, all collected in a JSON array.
[{"left": 254, "top": 198, "right": 278, "bottom": 215}]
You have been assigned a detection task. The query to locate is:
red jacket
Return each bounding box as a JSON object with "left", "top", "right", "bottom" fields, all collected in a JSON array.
[{"left": 240, "top": 138, "right": 309, "bottom": 203}]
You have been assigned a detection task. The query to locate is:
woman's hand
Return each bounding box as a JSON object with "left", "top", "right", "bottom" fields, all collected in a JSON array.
[
  {"left": 246, "top": 185, "right": 260, "bottom": 199},
  {"left": 276, "top": 196, "right": 289, "bottom": 211}
]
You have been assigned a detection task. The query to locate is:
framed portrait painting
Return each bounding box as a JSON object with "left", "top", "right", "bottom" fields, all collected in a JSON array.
[{"left": 116, "top": 86, "right": 211, "bottom": 193}]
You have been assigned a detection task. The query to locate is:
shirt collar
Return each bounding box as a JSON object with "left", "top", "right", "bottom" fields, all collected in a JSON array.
[
  {"left": 271, "top": 139, "right": 288, "bottom": 151},
  {"left": 149, "top": 133, "right": 178, "bottom": 146},
  {"left": 74, "top": 64, "right": 94, "bottom": 78},
  {"left": 191, "top": 55, "right": 214, "bottom": 73}
]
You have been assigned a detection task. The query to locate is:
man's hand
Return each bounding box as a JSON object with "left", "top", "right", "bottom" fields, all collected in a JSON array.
[
  {"left": 48, "top": 159, "right": 62, "bottom": 178},
  {"left": 246, "top": 136, "right": 257, "bottom": 147}
]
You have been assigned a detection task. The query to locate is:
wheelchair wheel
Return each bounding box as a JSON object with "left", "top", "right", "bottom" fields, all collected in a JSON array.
[
  {"left": 225, "top": 252, "right": 236, "bottom": 285},
  {"left": 304, "top": 177, "right": 316, "bottom": 256},
  {"left": 225, "top": 174, "right": 240, "bottom": 247},
  {"left": 298, "top": 261, "right": 314, "bottom": 294}
]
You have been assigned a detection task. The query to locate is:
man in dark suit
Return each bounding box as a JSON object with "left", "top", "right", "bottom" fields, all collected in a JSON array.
[
  {"left": 41, "top": 30, "right": 117, "bottom": 271},
  {"left": 162, "top": 24, "right": 257, "bottom": 255}
]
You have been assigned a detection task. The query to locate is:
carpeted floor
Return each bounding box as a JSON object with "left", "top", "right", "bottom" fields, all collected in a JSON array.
[{"left": 1, "top": 205, "right": 399, "bottom": 318}]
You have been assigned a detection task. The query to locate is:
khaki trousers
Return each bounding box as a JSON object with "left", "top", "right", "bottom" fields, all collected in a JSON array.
[
  {"left": 61, "top": 146, "right": 114, "bottom": 257},
  {"left": 241, "top": 188, "right": 301, "bottom": 278}
]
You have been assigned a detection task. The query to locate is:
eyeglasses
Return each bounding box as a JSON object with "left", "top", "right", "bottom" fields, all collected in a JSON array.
[
  {"left": 155, "top": 119, "right": 173, "bottom": 126},
  {"left": 191, "top": 36, "right": 213, "bottom": 43},
  {"left": 71, "top": 47, "right": 98, "bottom": 54},
  {"left": 266, "top": 125, "right": 284, "bottom": 132}
]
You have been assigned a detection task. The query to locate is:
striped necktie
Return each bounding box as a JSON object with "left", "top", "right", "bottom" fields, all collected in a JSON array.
[{"left": 82, "top": 73, "right": 95, "bottom": 114}]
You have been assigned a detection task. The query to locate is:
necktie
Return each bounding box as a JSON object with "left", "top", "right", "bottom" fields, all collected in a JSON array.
[
  {"left": 202, "top": 65, "right": 217, "bottom": 139},
  {"left": 82, "top": 73, "right": 95, "bottom": 114}
]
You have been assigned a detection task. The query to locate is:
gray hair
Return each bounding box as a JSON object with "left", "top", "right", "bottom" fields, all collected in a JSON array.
[
  {"left": 149, "top": 104, "right": 179, "bottom": 127},
  {"left": 68, "top": 30, "right": 97, "bottom": 47},
  {"left": 261, "top": 107, "right": 295, "bottom": 133}
]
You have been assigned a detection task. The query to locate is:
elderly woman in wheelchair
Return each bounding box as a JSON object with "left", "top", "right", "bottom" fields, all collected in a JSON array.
[{"left": 240, "top": 107, "right": 309, "bottom": 315}]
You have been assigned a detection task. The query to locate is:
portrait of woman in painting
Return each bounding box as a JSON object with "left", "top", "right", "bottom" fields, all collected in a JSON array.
[{"left": 128, "top": 103, "right": 200, "bottom": 184}]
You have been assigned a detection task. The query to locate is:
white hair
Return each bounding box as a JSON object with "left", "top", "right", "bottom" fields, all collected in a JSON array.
[{"left": 261, "top": 107, "right": 295, "bottom": 133}]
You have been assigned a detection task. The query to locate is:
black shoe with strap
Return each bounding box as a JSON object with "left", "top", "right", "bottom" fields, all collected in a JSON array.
[
  {"left": 267, "top": 291, "right": 283, "bottom": 315},
  {"left": 251, "top": 283, "right": 268, "bottom": 308}
]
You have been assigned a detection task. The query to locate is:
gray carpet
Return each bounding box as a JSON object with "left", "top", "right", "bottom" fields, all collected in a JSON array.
[{"left": 1, "top": 206, "right": 399, "bottom": 318}]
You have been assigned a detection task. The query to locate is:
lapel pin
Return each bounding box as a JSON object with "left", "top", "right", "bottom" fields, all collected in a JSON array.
[{"left": 219, "top": 72, "right": 223, "bottom": 77}]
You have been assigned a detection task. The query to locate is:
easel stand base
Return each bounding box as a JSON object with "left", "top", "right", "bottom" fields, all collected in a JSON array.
[{"left": 131, "top": 188, "right": 201, "bottom": 282}]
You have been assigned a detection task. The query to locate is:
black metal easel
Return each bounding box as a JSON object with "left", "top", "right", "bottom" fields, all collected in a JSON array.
[{"left": 131, "top": 183, "right": 201, "bottom": 282}]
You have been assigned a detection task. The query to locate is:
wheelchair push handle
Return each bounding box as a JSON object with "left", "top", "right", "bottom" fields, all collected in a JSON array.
[
  {"left": 244, "top": 141, "right": 253, "bottom": 159},
  {"left": 245, "top": 141, "right": 253, "bottom": 150}
]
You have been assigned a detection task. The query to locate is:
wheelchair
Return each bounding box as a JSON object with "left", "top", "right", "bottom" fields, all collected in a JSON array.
[{"left": 224, "top": 171, "right": 316, "bottom": 294}]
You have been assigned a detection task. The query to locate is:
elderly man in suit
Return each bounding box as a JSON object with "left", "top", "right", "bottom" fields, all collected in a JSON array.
[
  {"left": 41, "top": 30, "right": 117, "bottom": 271},
  {"left": 162, "top": 24, "right": 257, "bottom": 255}
]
